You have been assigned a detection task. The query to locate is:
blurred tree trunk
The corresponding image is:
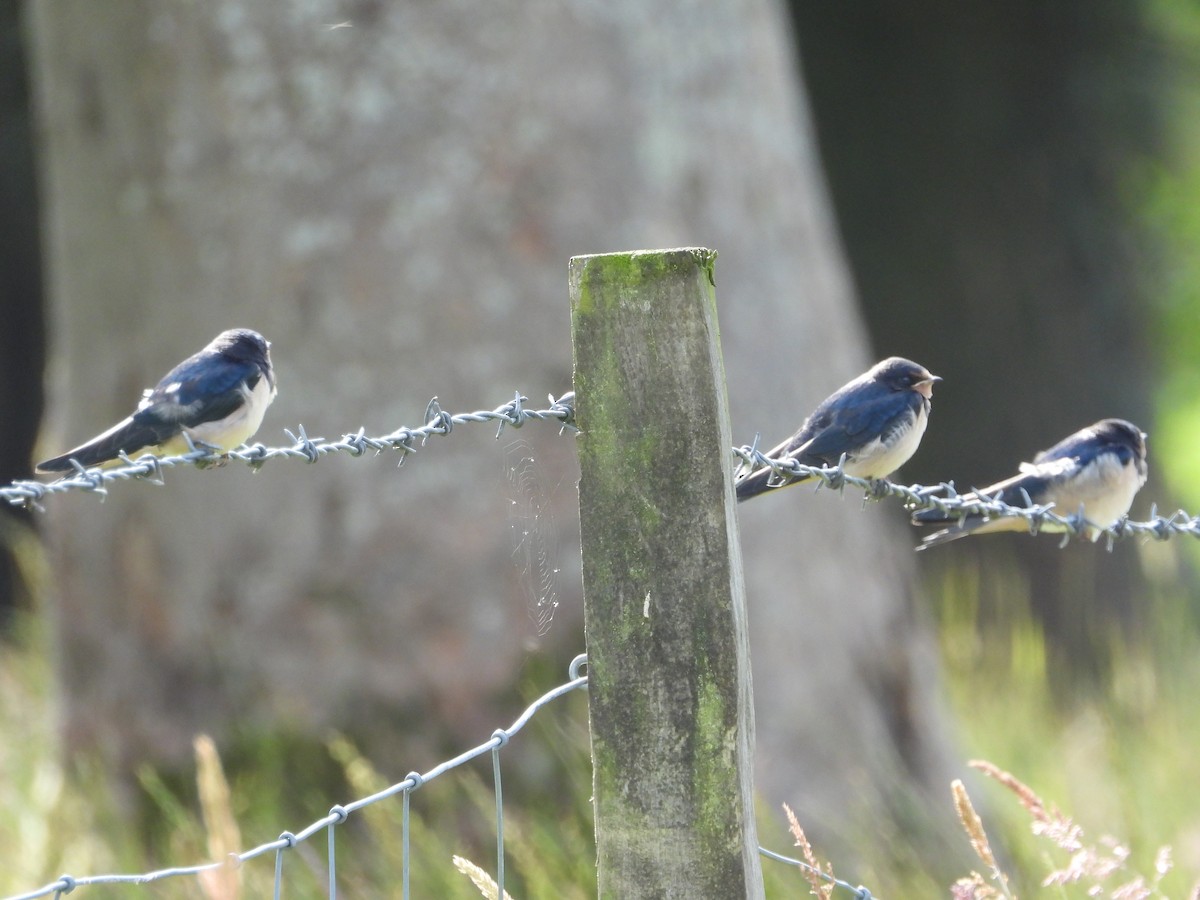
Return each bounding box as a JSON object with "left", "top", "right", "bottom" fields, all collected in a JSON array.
[
  {"left": 0, "top": 0, "right": 44, "bottom": 631},
  {"left": 29, "top": 0, "right": 962, "bottom": 866},
  {"left": 789, "top": 2, "right": 1166, "bottom": 682}
]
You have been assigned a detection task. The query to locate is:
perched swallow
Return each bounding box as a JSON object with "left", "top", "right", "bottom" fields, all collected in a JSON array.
[
  {"left": 735, "top": 357, "right": 941, "bottom": 502},
  {"left": 36, "top": 328, "right": 277, "bottom": 474},
  {"left": 912, "top": 418, "right": 1148, "bottom": 549}
]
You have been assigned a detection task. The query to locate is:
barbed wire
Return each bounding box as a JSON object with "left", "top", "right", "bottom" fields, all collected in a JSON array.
[
  {"left": 2, "top": 392, "right": 577, "bottom": 511},
  {"left": 732, "top": 440, "right": 1198, "bottom": 549},
  {"left": 4, "top": 654, "right": 591, "bottom": 900},
  {"left": 6, "top": 389, "right": 1195, "bottom": 546}
]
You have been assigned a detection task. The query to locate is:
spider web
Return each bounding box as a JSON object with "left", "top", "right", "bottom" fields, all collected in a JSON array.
[{"left": 503, "top": 440, "right": 561, "bottom": 636}]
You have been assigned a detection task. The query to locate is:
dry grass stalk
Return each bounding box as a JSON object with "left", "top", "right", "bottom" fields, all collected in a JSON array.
[
  {"left": 783, "top": 802, "right": 834, "bottom": 899},
  {"left": 951, "top": 779, "right": 1014, "bottom": 899},
  {"left": 452, "top": 854, "right": 515, "bottom": 900},
  {"left": 951, "top": 871, "right": 1007, "bottom": 899},
  {"left": 195, "top": 734, "right": 241, "bottom": 900},
  {"left": 968, "top": 760, "right": 1047, "bottom": 823},
  {"left": 968, "top": 759, "right": 1177, "bottom": 898}
]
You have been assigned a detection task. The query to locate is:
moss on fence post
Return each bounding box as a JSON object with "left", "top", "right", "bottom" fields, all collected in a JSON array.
[{"left": 570, "top": 248, "right": 763, "bottom": 899}]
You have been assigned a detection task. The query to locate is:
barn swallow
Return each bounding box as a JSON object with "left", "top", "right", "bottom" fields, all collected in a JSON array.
[
  {"left": 37, "top": 328, "right": 276, "bottom": 474},
  {"left": 735, "top": 357, "right": 941, "bottom": 502},
  {"left": 912, "top": 418, "right": 1148, "bottom": 549}
]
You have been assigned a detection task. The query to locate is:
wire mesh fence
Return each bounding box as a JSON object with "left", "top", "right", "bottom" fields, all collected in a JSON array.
[
  {"left": 5, "top": 387, "right": 1186, "bottom": 898},
  {"left": 6, "top": 656, "right": 590, "bottom": 900}
]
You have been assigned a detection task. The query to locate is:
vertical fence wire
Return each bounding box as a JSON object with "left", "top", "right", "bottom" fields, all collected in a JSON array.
[
  {"left": 492, "top": 739, "right": 505, "bottom": 898},
  {"left": 402, "top": 778, "right": 414, "bottom": 900},
  {"left": 272, "top": 833, "right": 291, "bottom": 900},
  {"left": 327, "top": 809, "right": 339, "bottom": 899}
]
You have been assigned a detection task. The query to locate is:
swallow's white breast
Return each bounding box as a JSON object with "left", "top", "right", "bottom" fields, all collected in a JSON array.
[
  {"left": 1044, "top": 452, "right": 1144, "bottom": 529},
  {"left": 846, "top": 404, "right": 929, "bottom": 480},
  {"left": 182, "top": 376, "right": 276, "bottom": 450}
]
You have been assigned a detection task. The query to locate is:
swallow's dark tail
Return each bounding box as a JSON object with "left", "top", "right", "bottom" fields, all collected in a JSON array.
[
  {"left": 734, "top": 466, "right": 812, "bottom": 502},
  {"left": 35, "top": 416, "right": 163, "bottom": 473},
  {"left": 912, "top": 523, "right": 977, "bottom": 551},
  {"left": 910, "top": 506, "right": 955, "bottom": 526},
  {"left": 734, "top": 468, "right": 772, "bottom": 502}
]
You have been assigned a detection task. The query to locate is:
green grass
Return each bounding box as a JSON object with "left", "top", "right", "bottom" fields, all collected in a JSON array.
[
  {"left": 929, "top": 555, "right": 1200, "bottom": 898},
  {"left": 0, "top": 623, "right": 126, "bottom": 892},
  {"left": 0, "top": 620, "right": 600, "bottom": 899}
]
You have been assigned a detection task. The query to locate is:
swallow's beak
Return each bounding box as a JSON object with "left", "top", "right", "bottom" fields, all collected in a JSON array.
[{"left": 914, "top": 373, "right": 941, "bottom": 399}]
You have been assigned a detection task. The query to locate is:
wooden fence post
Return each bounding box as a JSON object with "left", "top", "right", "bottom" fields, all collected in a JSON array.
[{"left": 570, "top": 248, "right": 763, "bottom": 899}]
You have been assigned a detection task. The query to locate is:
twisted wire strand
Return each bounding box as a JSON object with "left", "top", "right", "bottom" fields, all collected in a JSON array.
[
  {"left": 758, "top": 847, "right": 876, "bottom": 898},
  {"left": 8, "top": 389, "right": 1189, "bottom": 545},
  {"left": 732, "top": 441, "right": 1192, "bottom": 548},
  {"left": 4, "top": 392, "right": 576, "bottom": 510}
]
